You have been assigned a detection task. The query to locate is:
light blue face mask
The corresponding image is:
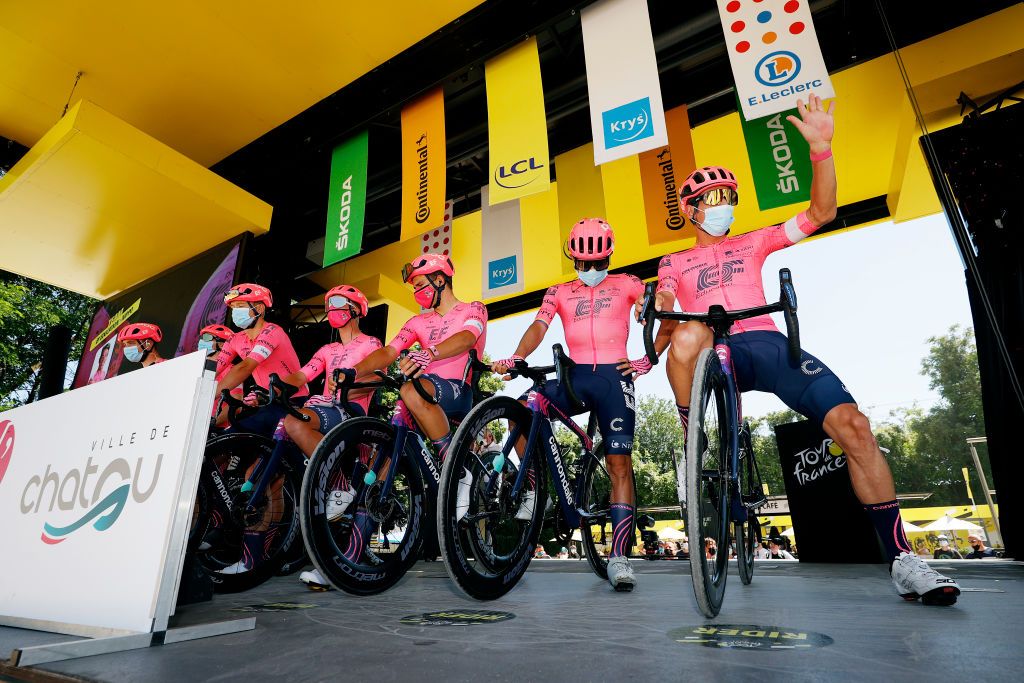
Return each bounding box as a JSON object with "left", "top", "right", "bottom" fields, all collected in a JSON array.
[
  {"left": 198, "top": 339, "right": 216, "bottom": 355},
  {"left": 231, "top": 307, "right": 257, "bottom": 329},
  {"left": 698, "top": 204, "right": 735, "bottom": 236},
  {"left": 577, "top": 268, "right": 609, "bottom": 287},
  {"left": 123, "top": 345, "right": 144, "bottom": 363}
]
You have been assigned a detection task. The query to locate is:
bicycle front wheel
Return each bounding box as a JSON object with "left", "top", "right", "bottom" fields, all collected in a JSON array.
[{"left": 686, "top": 347, "right": 731, "bottom": 617}]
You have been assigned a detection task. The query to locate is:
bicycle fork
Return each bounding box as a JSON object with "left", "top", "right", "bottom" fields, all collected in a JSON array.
[{"left": 714, "top": 343, "right": 746, "bottom": 524}]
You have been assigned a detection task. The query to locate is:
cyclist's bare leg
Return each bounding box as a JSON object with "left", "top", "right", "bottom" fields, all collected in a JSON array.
[
  {"left": 665, "top": 321, "right": 714, "bottom": 405},
  {"left": 399, "top": 379, "right": 446, "bottom": 438},
  {"left": 283, "top": 409, "right": 323, "bottom": 456},
  {"left": 822, "top": 403, "right": 895, "bottom": 503},
  {"left": 606, "top": 454, "right": 635, "bottom": 507}
]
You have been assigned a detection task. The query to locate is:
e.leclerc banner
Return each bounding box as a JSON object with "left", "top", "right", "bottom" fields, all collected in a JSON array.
[
  {"left": 639, "top": 104, "right": 698, "bottom": 244},
  {"left": 323, "top": 130, "right": 369, "bottom": 267},
  {"left": 717, "top": 0, "right": 835, "bottom": 121},
  {"left": 740, "top": 102, "right": 812, "bottom": 210},
  {"left": 401, "top": 88, "right": 446, "bottom": 240},
  {"left": 581, "top": 0, "right": 668, "bottom": 165},
  {"left": 480, "top": 186, "right": 525, "bottom": 299},
  {"left": 486, "top": 37, "right": 550, "bottom": 205}
]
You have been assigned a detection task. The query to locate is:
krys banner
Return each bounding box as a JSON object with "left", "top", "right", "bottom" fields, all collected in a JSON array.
[
  {"left": 486, "top": 37, "right": 550, "bottom": 204},
  {"left": 324, "top": 130, "right": 369, "bottom": 267},
  {"left": 401, "top": 88, "right": 446, "bottom": 240},
  {"left": 717, "top": 0, "right": 835, "bottom": 121},
  {"left": 739, "top": 104, "right": 812, "bottom": 210}
]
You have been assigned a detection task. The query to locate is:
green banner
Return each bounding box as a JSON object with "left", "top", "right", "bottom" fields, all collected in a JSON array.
[
  {"left": 323, "top": 130, "right": 369, "bottom": 267},
  {"left": 739, "top": 106, "right": 811, "bottom": 211}
]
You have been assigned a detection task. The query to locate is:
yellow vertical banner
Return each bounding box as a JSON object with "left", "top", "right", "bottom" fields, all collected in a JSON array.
[
  {"left": 639, "top": 104, "right": 697, "bottom": 244},
  {"left": 486, "top": 37, "right": 550, "bottom": 204},
  {"left": 555, "top": 144, "right": 607, "bottom": 274},
  {"left": 401, "top": 88, "right": 446, "bottom": 240}
]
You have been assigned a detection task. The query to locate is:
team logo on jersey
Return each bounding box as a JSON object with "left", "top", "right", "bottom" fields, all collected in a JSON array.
[
  {"left": 574, "top": 297, "right": 612, "bottom": 318},
  {"left": 696, "top": 260, "right": 745, "bottom": 292},
  {"left": 801, "top": 360, "right": 823, "bottom": 376}
]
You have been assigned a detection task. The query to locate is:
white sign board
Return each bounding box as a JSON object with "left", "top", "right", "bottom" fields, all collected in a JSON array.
[
  {"left": 0, "top": 353, "right": 213, "bottom": 634},
  {"left": 717, "top": 0, "right": 835, "bottom": 121}
]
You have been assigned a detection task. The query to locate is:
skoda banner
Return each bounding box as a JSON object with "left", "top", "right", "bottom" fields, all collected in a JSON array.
[
  {"left": 480, "top": 186, "right": 525, "bottom": 299},
  {"left": 323, "top": 130, "right": 369, "bottom": 267},
  {"left": 639, "top": 104, "right": 698, "bottom": 244},
  {"left": 0, "top": 352, "right": 214, "bottom": 633},
  {"left": 400, "top": 88, "right": 446, "bottom": 240},
  {"left": 740, "top": 103, "right": 812, "bottom": 210},
  {"left": 486, "top": 37, "right": 550, "bottom": 204},
  {"left": 581, "top": 0, "right": 668, "bottom": 165},
  {"left": 717, "top": 0, "right": 835, "bottom": 121}
]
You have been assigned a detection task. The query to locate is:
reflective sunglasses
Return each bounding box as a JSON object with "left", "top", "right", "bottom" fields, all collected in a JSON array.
[
  {"left": 574, "top": 258, "right": 610, "bottom": 272},
  {"left": 223, "top": 288, "right": 242, "bottom": 303},
  {"left": 199, "top": 332, "right": 220, "bottom": 343},
  {"left": 691, "top": 187, "right": 739, "bottom": 207},
  {"left": 327, "top": 295, "right": 351, "bottom": 311}
]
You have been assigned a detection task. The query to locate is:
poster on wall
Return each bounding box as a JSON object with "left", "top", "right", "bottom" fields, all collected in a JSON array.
[
  {"left": 400, "top": 88, "right": 447, "bottom": 241},
  {"left": 71, "top": 238, "right": 242, "bottom": 389},
  {"left": 323, "top": 130, "right": 369, "bottom": 267}
]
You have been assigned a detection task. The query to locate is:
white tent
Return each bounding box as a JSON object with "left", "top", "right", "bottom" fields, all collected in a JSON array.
[
  {"left": 921, "top": 514, "right": 985, "bottom": 533},
  {"left": 781, "top": 527, "right": 796, "bottom": 538},
  {"left": 658, "top": 527, "right": 687, "bottom": 541},
  {"left": 902, "top": 520, "right": 926, "bottom": 533}
]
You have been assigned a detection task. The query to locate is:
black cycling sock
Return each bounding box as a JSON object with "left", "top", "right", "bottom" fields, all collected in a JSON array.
[
  {"left": 863, "top": 499, "right": 912, "bottom": 564},
  {"left": 610, "top": 503, "right": 636, "bottom": 558}
]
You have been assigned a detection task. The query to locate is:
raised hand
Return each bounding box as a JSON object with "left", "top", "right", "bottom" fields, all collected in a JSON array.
[{"left": 786, "top": 93, "right": 834, "bottom": 152}]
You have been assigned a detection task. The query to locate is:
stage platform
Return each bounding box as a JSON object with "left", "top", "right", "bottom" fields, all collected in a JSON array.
[{"left": 2, "top": 559, "right": 1021, "bottom": 682}]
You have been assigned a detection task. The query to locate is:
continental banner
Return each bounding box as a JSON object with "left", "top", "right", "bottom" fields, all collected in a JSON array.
[
  {"left": 480, "top": 187, "right": 525, "bottom": 298},
  {"left": 556, "top": 144, "right": 607, "bottom": 275},
  {"left": 639, "top": 104, "right": 697, "bottom": 244},
  {"left": 486, "top": 37, "right": 550, "bottom": 204},
  {"left": 401, "top": 88, "right": 446, "bottom": 240},
  {"left": 323, "top": 130, "right": 369, "bottom": 267},
  {"left": 581, "top": 0, "right": 667, "bottom": 165},
  {"left": 717, "top": 0, "right": 835, "bottom": 121},
  {"left": 740, "top": 104, "right": 812, "bottom": 210}
]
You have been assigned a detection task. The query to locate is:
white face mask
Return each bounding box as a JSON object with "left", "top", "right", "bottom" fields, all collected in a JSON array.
[
  {"left": 577, "top": 268, "right": 608, "bottom": 287},
  {"left": 231, "top": 307, "right": 257, "bottom": 329},
  {"left": 697, "top": 204, "right": 735, "bottom": 237}
]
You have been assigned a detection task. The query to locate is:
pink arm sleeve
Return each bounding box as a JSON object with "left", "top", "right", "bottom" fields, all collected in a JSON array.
[
  {"left": 462, "top": 301, "right": 487, "bottom": 339},
  {"left": 534, "top": 286, "right": 559, "bottom": 327},
  {"left": 387, "top": 319, "right": 420, "bottom": 353},
  {"left": 758, "top": 211, "right": 818, "bottom": 254},
  {"left": 656, "top": 255, "right": 679, "bottom": 295},
  {"left": 299, "top": 347, "right": 328, "bottom": 381}
]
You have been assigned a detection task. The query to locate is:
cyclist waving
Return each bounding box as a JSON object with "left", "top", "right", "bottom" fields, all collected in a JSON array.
[
  {"left": 651, "top": 94, "right": 959, "bottom": 606},
  {"left": 492, "top": 218, "right": 650, "bottom": 592}
]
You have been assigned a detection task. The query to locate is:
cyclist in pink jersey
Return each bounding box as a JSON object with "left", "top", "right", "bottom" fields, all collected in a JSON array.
[
  {"left": 215, "top": 283, "right": 308, "bottom": 436},
  {"left": 199, "top": 324, "right": 239, "bottom": 427},
  {"left": 352, "top": 254, "right": 487, "bottom": 464},
  {"left": 647, "top": 94, "right": 958, "bottom": 605},
  {"left": 118, "top": 322, "right": 166, "bottom": 367},
  {"left": 492, "top": 218, "right": 652, "bottom": 592}
]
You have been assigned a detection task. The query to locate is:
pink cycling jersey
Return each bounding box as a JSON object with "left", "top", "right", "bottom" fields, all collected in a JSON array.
[
  {"left": 657, "top": 212, "right": 817, "bottom": 334},
  {"left": 216, "top": 322, "right": 308, "bottom": 397},
  {"left": 300, "top": 334, "right": 383, "bottom": 413},
  {"left": 388, "top": 301, "right": 487, "bottom": 383},
  {"left": 536, "top": 274, "right": 645, "bottom": 366}
]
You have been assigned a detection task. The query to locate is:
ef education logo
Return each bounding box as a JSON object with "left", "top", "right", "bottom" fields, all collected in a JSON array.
[
  {"left": 602, "top": 97, "right": 654, "bottom": 149},
  {"left": 487, "top": 256, "right": 518, "bottom": 289},
  {"left": 0, "top": 420, "right": 15, "bottom": 487},
  {"left": 755, "top": 51, "right": 801, "bottom": 86},
  {"left": 494, "top": 158, "right": 544, "bottom": 190}
]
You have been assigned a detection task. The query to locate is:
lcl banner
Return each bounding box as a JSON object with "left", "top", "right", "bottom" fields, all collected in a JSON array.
[
  {"left": 480, "top": 186, "right": 525, "bottom": 299},
  {"left": 486, "top": 37, "right": 550, "bottom": 204},
  {"left": 740, "top": 103, "right": 812, "bottom": 210},
  {"left": 581, "top": 0, "right": 668, "bottom": 165},
  {"left": 717, "top": 0, "right": 835, "bottom": 121},
  {"left": 0, "top": 352, "right": 213, "bottom": 633},
  {"left": 401, "top": 88, "right": 446, "bottom": 240},
  {"left": 639, "top": 104, "right": 698, "bottom": 244},
  {"left": 324, "top": 130, "right": 369, "bottom": 267}
]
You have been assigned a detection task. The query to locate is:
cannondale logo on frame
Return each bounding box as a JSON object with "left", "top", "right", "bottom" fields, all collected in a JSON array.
[{"left": 0, "top": 420, "right": 14, "bottom": 487}]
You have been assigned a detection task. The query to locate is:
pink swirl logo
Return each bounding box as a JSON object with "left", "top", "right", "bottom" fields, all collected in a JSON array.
[{"left": 0, "top": 420, "right": 14, "bottom": 486}]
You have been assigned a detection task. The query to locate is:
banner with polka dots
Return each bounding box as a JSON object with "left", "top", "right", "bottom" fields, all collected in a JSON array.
[
  {"left": 418, "top": 199, "right": 454, "bottom": 258},
  {"left": 716, "top": 0, "right": 835, "bottom": 121}
]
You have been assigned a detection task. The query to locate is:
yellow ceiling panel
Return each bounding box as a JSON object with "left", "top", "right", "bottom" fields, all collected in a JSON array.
[
  {"left": 0, "top": 100, "right": 272, "bottom": 299},
  {"left": 0, "top": 1, "right": 485, "bottom": 165}
]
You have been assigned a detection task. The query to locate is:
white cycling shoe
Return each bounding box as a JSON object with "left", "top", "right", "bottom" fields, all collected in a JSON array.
[
  {"left": 456, "top": 468, "right": 473, "bottom": 520},
  {"left": 607, "top": 555, "right": 637, "bottom": 592},
  {"left": 217, "top": 560, "right": 251, "bottom": 575},
  {"left": 515, "top": 490, "right": 537, "bottom": 521},
  {"left": 326, "top": 487, "right": 356, "bottom": 522},
  {"left": 890, "top": 552, "right": 960, "bottom": 606},
  {"left": 299, "top": 568, "right": 332, "bottom": 591}
]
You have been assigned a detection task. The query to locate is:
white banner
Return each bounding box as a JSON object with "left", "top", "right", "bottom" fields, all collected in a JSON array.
[
  {"left": 581, "top": 0, "right": 668, "bottom": 165},
  {"left": 717, "top": 0, "right": 835, "bottom": 121},
  {"left": 0, "top": 353, "right": 213, "bottom": 634},
  {"left": 480, "top": 186, "right": 525, "bottom": 299}
]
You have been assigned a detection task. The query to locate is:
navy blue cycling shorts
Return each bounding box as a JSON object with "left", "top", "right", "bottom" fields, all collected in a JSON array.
[
  {"left": 226, "top": 398, "right": 305, "bottom": 437},
  {"left": 306, "top": 401, "right": 365, "bottom": 435},
  {"left": 522, "top": 364, "right": 636, "bottom": 456},
  {"left": 418, "top": 374, "right": 473, "bottom": 421},
  {"left": 730, "top": 331, "right": 854, "bottom": 424}
]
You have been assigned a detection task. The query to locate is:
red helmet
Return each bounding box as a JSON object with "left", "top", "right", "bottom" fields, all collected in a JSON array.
[
  {"left": 325, "top": 285, "right": 369, "bottom": 317},
  {"left": 224, "top": 283, "right": 272, "bottom": 308},
  {"left": 117, "top": 322, "right": 163, "bottom": 344},
  {"left": 679, "top": 166, "right": 738, "bottom": 205},
  {"left": 567, "top": 218, "right": 615, "bottom": 260},
  {"left": 199, "top": 324, "right": 234, "bottom": 342},
  {"left": 401, "top": 254, "right": 454, "bottom": 283}
]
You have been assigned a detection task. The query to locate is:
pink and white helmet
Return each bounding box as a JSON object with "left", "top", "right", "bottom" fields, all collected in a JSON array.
[
  {"left": 679, "top": 166, "right": 738, "bottom": 205},
  {"left": 401, "top": 253, "right": 455, "bottom": 283},
  {"left": 567, "top": 218, "right": 615, "bottom": 260}
]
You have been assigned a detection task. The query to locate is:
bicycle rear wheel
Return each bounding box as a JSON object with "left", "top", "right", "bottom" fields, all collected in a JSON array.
[
  {"left": 437, "top": 396, "right": 546, "bottom": 600},
  {"left": 686, "top": 347, "right": 731, "bottom": 617},
  {"left": 734, "top": 423, "right": 762, "bottom": 585}
]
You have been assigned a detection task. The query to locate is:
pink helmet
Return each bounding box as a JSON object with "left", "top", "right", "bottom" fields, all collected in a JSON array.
[
  {"left": 199, "top": 324, "right": 234, "bottom": 341},
  {"left": 224, "top": 283, "right": 273, "bottom": 308},
  {"left": 325, "top": 285, "right": 369, "bottom": 317},
  {"left": 118, "top": 322, "right": 163, "bottom": 344},
  {"left": 567, "top": 218, "right": 615, "bottom": 260},
  {"left": 679, "top": 166, "right": 738, "bottom": 205},
  {"left": 401, "top": 254, "right": 455, "bottom": 283}
]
